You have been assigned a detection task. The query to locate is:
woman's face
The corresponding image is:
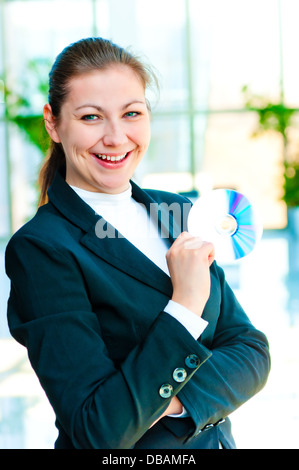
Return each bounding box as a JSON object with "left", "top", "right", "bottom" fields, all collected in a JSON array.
[{"left": 44, "top": 65, "right": 151, "bottom": 193}]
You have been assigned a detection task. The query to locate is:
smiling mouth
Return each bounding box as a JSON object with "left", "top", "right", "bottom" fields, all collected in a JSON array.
[{"left": 93, "top": 152, "right": 129, "bottom": 163}]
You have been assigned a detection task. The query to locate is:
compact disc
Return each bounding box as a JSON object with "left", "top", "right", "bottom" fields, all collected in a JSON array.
[{"left": 187, "top": 189, "right": 263, "bottom": 264}]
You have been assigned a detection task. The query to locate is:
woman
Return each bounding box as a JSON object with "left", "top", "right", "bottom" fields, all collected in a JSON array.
[{"left": 5, "top": 37, "right": 270, "bottom": 449}]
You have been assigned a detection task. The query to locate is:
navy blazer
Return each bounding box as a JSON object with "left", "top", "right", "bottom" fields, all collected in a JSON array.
[{"left": 5, "top": 169, "right": 270, "bottom": 449}]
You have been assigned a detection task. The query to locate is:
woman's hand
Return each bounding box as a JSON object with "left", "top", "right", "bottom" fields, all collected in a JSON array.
[
  {"left": 149, "top": 396, "right": 183, "bottom": 428},
  {"left": 166, "top": 232, "right": 215, "bottom": 318}
]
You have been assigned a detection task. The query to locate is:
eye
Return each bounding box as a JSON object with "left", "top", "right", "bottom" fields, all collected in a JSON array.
[
  {"left": 81, "top": 114, "right": 99, "bottom": 121},
  {"left": 124, "top": 111, "right": 141, "bottom": 118}
]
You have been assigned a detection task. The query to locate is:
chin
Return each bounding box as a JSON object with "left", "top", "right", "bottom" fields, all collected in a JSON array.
[{"left": 92, "top": 177, "right": 130, "bottom": 194}]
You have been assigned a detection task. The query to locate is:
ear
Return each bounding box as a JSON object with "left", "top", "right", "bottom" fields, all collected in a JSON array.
[{"left": 43, "top": 104, "right": 61, "bottom": 143}]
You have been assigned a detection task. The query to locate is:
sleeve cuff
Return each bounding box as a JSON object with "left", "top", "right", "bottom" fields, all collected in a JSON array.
[
  {"left": 167, "top": 406, "right": 189, "bottom": 418},
  {"left": 163, "top": 300, "right": 208, "bottom": 340}
]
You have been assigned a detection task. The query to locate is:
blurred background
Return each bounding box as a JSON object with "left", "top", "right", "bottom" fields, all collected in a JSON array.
[{"left": 0, "top": 0, "right": 298, "bottom": 449}]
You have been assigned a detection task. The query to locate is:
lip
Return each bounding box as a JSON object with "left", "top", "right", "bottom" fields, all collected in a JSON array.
[{"left": 91, "top": 151, "right": 132, "bottom": 169}]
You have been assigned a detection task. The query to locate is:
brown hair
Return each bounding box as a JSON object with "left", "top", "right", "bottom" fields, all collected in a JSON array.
[{"left": 39, "top": 37, "right": 158, "bottom": 205}]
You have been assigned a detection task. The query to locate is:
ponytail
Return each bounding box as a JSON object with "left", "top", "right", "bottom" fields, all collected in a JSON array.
[{"left": 38, "top": 141, "right": 65, "bottom": 206}]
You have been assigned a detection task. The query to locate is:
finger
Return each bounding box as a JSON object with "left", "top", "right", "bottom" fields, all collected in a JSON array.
[
  {"left": 183, "top": 237, "right": 203, "bottom": 250},
  {"left": 205, "top": 242, "right": 215, "bottom": 266},
  {"left": 173, "top": 231, "right": 193, "bottom": 246},
  {"left": 208, "top": 248, "right": 215, "bottom": 266},
  {"left": 177, "top": 231, "right": 191, "bottom": 239},
  {"left": 184, "top": 239, "right": 215, "bottom": 266}
]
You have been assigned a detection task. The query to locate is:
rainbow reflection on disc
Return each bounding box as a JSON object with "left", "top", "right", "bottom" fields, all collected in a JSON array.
[{"left": 187, "top": 189, "right": 263, "bottom": 263}]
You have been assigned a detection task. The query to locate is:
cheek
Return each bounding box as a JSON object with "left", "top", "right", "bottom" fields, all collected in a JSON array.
[
  {"left": 59, "top": 125, "right": 100, "bottom": 152},
  {"left": 134, "top": 122, "right": 151, "bottom": 149}
]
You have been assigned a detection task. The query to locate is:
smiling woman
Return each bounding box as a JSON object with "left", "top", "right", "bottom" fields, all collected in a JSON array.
[
  {"left": 43, "top": 66, "right": 151, "bottom": 193},
  {"left": 38, "top": 37, "right": 158, "bottom": 204},
  {"left": 5, "top": 37, "right": 270, "bottom": 450}
]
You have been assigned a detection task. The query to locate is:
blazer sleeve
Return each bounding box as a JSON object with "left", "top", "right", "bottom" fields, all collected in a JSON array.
[
  {"left": 5, "top": 233, "right": 211, "bottom": 449},
  {"left": 177, "top": 262, "right": 271, "bottom": 439}
]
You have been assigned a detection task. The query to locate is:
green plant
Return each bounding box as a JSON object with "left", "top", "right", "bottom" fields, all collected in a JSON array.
[
  {"left": 242, "top": 85, "right": 296, "bottom": 138},
  {"left": 3, "top": 58, "right": 51, "bottom": 155},
  {"left": 283, "top": 161, "right": 299, "bottom": 208},
  {"left": 242, "top": 85, "right": 299, "bottom": 207}
]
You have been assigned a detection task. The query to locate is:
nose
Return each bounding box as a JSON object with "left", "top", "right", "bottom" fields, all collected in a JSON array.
[{"left": 102, "top": 120, "right": 128, "bottom": 147}]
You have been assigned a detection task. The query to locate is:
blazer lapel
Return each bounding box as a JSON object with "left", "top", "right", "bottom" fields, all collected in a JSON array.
[
  {"left": 131, "top": 181, "right": 182, "bottom": 245},
  {"left": 48, "top": 171, "right": 174, "bottom": 297},
  {"left": 80, "top": 228, "right": 173, "bottom": 296}
]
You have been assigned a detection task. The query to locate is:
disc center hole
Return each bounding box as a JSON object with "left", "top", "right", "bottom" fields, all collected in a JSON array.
[{"left": 215, "top": 214, "right": 238, "bottom": 236}]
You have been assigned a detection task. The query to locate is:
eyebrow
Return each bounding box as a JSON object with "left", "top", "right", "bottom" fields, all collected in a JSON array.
[{"left": 75, "top": 100, "right": 146, "bottom": 112}]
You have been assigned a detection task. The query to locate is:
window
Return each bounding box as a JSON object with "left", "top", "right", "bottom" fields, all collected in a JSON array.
[{"left": 1, "top": 0, "right": 296, "bottom": 237}]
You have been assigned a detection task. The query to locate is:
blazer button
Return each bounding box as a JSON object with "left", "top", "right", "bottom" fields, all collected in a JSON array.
[
  {"left": 185, "top": 354, "right": 200, "bottom": 369},
  {"left": 173, "top": 368, "right": 187, "bottom": 383},
  {"left": 159, "top": 384, "right": 173, "bottom": 399}
]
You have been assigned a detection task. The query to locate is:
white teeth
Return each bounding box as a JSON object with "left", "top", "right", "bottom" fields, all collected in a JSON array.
[{"left": 95, "top": 153, "right": 127, "bottom": 162}]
